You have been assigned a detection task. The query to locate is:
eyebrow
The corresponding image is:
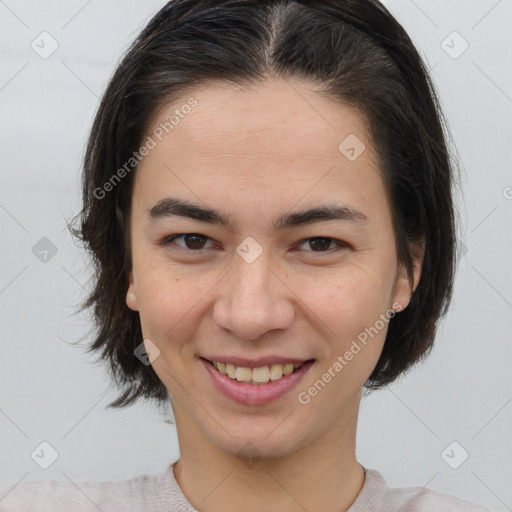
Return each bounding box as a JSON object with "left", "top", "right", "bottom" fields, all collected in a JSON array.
[{"left": 148, "top": 196, "right": 368, "bottom": 231}]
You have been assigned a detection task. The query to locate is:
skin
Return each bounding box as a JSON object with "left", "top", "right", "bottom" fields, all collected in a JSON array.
[{"left": 126, "top": 77, "right": 423, "bottom": 512}]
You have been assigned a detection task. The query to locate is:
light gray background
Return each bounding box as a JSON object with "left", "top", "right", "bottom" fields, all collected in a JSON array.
[{"left": 1, "top": 0, "right": 511, "bottom": 510}]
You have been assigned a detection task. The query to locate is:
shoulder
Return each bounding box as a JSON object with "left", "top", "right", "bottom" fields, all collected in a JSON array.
[
  {"left": 353, "top": 468, "right": 491, "bottom": 512},
  {"left": 0, "top": 471, "right": 165, "bottom": 512},
  {"left": 383, "top": 483, "right": 491, "bottom": 512}
]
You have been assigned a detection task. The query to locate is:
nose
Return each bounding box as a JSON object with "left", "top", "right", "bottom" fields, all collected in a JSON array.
[{"left": 212, "top": 252, "right": 296, "bottom": 341}]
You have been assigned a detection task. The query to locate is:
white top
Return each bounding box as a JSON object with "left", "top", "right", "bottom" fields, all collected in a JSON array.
[{"left": 0, "top": 462, "right": 490, "bottom": 511}]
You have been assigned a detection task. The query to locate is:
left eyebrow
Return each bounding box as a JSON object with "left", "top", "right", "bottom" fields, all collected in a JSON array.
[
  {"left": 147, "top": 196, "right": 368, "bottom": 232},
  {"left": 277, "top": 203, "right": 368, "bottom": 230}
]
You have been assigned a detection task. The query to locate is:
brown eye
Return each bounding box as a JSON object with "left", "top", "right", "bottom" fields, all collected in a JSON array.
[
  {"left": 159, "top": 233, "right": 213, "bottom": 251},
  {"left": 297, "top": 237, "right": 348, "bottom": 254},
  {"left": 181, "top": 234, "right": 208, "bottom": 250},
  {"left": 308, "top": 237, "right": 333, "bottom": 251}
]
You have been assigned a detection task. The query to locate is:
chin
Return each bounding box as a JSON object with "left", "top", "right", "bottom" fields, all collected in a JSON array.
[{"left": 205, "top": 419, "right": 311, "bottom": 463}]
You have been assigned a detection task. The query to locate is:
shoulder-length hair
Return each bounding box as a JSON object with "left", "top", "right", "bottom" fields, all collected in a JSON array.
[{"left": 70, "top": 0, "right": 457, "bottom": 409}]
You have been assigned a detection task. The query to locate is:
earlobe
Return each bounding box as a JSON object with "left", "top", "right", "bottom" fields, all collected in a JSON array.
[{"left": 126, "top": 271, "right": 139, "bottom": 311}]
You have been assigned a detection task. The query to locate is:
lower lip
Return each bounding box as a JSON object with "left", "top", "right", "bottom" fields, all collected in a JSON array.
[{"left": 200, "top": 358, "right": 315, "bottom": 406}]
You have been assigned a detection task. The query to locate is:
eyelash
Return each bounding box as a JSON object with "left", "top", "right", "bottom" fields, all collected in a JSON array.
[{"left": 158, "top": 233, "right": 349, "bottom": 255}]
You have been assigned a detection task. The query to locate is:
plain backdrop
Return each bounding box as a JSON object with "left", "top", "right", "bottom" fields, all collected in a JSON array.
[{"left": 0, "top": 1, "right": 511, "bottom": 510}]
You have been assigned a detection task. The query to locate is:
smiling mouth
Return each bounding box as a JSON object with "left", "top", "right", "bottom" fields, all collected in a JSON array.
[{"left": 202, "top": 358, "right": 315, "bottom": 385}]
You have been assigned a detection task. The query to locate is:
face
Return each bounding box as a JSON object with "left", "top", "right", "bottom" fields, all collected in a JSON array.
[{"left": 126, "top": 78, "right": 421, "bottom": 460}]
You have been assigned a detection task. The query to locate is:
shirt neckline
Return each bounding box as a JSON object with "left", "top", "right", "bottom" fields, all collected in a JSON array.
[{"left": 158, "top": 461, "right": 388, "bottom": 512}]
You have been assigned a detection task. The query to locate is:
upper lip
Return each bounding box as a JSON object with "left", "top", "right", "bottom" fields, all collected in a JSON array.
[{"left": 200, "top": 356, "right": 314, "bottom": 369}]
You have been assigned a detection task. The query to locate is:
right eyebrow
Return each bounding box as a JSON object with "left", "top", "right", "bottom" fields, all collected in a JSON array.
[{"left": 148, "top": 196, "right": 368, "bottom": 232}]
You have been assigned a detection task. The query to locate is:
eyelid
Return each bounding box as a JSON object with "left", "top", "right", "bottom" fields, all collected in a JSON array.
[
  {"left": 295, "top": 237, "right": 349, "bottom": 252},
  {"left": 158, "top": 233, "right": 350, "bottom": 255},
  {"left": 158, "top": 233, "right": 216, "bottom": 250}
]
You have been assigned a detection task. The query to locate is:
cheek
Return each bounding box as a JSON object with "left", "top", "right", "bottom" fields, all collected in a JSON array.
[
  {"left": 293, "top": 265, "right": 392, "bottom": 378},
  {"left": 132, "top": 257, "right": 191, "bottom": 340},
  {"left": 295, "top": 265, "right": 391, "bottom": 328}
]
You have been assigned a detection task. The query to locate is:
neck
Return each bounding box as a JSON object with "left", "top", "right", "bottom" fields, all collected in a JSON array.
[{"left": 172, "top": 392, "right": 365, "bottom": 512}]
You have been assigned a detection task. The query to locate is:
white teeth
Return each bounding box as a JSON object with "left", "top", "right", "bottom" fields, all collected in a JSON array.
[
  {"left": 235, "top": 367, "right": 252, "bottom": 382},
  {"left": 269, "top": 364, "right": 284, "bottom": 381},
  {"left": 251, "top": 366, "right": 270, "bottom": 383},
  {"left": 283, "top": 363, "right": 294, "bottom": 375},
  {"left": 211, "top": 360, "right": 305, "bottom": 384},
  {"left": 225, "top": 363, "right": 236, "bottom": 379}
]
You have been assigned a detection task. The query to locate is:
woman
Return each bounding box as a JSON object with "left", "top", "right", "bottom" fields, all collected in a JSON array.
[{"left": 0, "top": 0, "right": 492, "bottom": 510}]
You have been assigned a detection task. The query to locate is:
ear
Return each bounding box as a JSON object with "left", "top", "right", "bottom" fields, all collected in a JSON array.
[
  {"left": 392, "top": 238, "right": 425, "bottom": 312},
  {"left": 126, "top": 270, "right": 139, "bottom": 311}
]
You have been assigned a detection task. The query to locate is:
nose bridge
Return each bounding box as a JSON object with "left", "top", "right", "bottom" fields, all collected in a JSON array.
[
  {"left": 212, "top": 246, "right": 294, "bottom": 340},
  {"left": 232, "top": 251, "right": 274, "bottom": 309}
]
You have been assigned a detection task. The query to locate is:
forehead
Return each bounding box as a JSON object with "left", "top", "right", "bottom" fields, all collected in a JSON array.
[
  {"left": 134, "top": 78, "right": 388, "bottom": 223},
  {"left": 145, "top": 78, "right": 375, "bottom": 168}
]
